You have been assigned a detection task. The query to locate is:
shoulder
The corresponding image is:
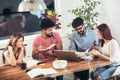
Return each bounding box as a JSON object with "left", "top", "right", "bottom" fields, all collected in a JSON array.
[
  {"left": 71, "top": 32, "right": 78, "bottom": 37},
  {"left": 34, "top": 34, "right": 42, "bottom": 40},
  {"left": 110, "top": 39, "right": 118, "bottom": 44},
  {"left": 87, "top": 28, "right": 96, "bottom": 33},
  {"left": 53, "top": 32, "right": 60, "bottom": 35},
  {"left": 33, "top": 34, "right": 42, "bottom": 44},
  {"left": 86, "top": 28, "right": 97, "bottom": 36},
  {"left": 53, "top": 32, "right": 61, "bottom": 37},
  {"left": 3, "top": 50, "right": 9, "bottom": 56}
]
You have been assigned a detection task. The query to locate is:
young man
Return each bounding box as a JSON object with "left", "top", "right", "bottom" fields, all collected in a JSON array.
[
  {"left": 69, "top": 17, "right": 99, "bottom": 80},
  {"left": 32, "top": 18, "right": 63, "bottom": 80}
]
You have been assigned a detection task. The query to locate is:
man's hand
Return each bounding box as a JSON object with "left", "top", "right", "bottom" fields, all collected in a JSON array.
[
  {"left": 45, "top": 50, "right": 53, "bottom": 56},
  {"left": 46, "top": 44, "right": 56, "bottom": 50},
  {"left": 37, "top": 46, "right": 47, "bottom": 52}
]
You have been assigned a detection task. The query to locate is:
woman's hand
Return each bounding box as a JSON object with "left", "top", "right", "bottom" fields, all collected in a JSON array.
[
  {"left": 90, "top": 45, "right": 100, "bottom": 51},
  {"left": 90, "top": 49, "right": 100, "bottom": 56},
  {"left": 8, "top": 46, "right": 13, "bottom": 52}
]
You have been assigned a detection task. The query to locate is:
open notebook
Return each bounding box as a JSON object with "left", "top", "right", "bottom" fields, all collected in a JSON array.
[
  {"left": 24, "top": 59, "right": 43, "bottom": 68},
  {"left": 27, "top": 68, "right": 57, "bottom": 78}
]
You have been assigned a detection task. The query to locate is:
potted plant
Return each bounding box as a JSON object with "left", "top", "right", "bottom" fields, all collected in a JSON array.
[
  {"left": 46, "top": 10, "right": 61, "bottom": 29},
  {"left": 68, "top": 0, "right": 100, "bottom": 29}
]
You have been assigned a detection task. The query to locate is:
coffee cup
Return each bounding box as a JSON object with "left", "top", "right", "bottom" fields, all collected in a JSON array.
[{"left": 20, "top": 63, "right": 27, "bottom": 70}]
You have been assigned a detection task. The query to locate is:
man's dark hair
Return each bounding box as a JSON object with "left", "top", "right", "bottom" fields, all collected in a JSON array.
[
  {"left": 72, "top": 17, "right": 84, "bottom": 28},
  {"left": 2, "top": 8, "right": 11, "bottom": 17},
  {"left": 40, "top": 17, "right": 55, "bottom": 30}
]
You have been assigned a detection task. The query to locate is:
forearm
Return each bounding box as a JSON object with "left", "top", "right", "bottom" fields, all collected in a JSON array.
[
  {"left": 97, "top": 52, "right": 110, "bottom": 61},
  {"left": 17, "top": 48, "right": 25, "bottom": 64},
  {"left": 9, "top": 51, "right": 17, "bottom": 66}
]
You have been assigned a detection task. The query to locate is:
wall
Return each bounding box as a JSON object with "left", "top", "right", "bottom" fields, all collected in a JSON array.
[
  {"left": 101, "top": 0, "right": 120, "bottom": 44},
  {"left": 54, "top": 0, "right": 120, "bottom": 45}
]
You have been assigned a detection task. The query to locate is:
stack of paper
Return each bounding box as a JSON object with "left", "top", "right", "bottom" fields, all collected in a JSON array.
[{"left": 27, "top": 68, "right": 57, "bottom": 78}]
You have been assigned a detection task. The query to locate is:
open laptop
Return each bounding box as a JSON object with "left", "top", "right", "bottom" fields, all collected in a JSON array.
[{"left": 53, "top": 50, "right": 84, "bottom": 62}]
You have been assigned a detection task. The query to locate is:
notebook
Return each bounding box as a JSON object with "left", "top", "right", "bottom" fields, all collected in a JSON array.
[
  {"left": 53, "top": 50, "right": 85, "bottom": 62},
  {"left": 27, "top": 68, "right": 57, "bottom": 78}
]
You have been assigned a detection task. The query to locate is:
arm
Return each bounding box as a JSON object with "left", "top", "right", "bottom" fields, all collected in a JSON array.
[
  {"left": 56, "top": 42, "right": 63, "bottom": 50},
  {"left": 109, "top": 40, "right": 120, "bottom": 64},
  {"left": 69, "top": 35, "right": 76, "bottom": 51},
  {"left": 16, "top": 47, "right": 25, "bottom": 64},
  {"left": 4, "top": 46, "right": 16, "bottom": 66},
  {"left": 55, "top": 33, "right": 63, "bottom": 50},
  {"left": 32, "top": 45, "right": 48, "bottom": 56},
  {"left": 90, "top": 49, "right": 110, "bottom": 61}
]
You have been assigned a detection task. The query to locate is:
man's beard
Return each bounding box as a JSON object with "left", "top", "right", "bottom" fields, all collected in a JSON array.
[
  {"left": 78, "top": 30, "right": 84, "bottom": 35},
  {"left": 47, "top": 34, "right": 53, "bottom": 37}
]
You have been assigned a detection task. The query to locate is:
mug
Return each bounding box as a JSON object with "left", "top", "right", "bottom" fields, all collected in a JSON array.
[{"left": 20, "top": 63, "right": 27, "bottom": 70}]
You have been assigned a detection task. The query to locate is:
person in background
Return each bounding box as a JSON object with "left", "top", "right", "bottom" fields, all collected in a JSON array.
[
  {"left": 90, "top": 23, "right": 120, "bottom": 80},
  {"left": 0, "top": 8, "right": 24, "bottom": 36},
  {"left": 32, "top": 17, "right": 63, "bottom": 80},
  {"left": 2, "top": 33, "right": 26, "bottom": 66},
  {"left": 23, "top": 12, "right": 40, "bottom": 32},
  {"left": 69, "top": 17, "right": 99, "bottom": 80}
]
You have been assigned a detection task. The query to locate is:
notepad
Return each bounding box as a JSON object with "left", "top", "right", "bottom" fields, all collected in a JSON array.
[{"left": 27, "top": 68, "right": 57, "bottom": 78}]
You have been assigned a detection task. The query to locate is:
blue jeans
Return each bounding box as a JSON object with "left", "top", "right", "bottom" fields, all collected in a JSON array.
[
  {"left": 93, "top": 66, "right": 117, "bottom": 80},
  {"left": 47, "top": 75, "right": 63, "bottom": 80}
]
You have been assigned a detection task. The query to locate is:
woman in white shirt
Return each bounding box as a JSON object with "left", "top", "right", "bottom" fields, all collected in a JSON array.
[
  {"left": 2, "top": 33, "right": 26, "bottom": 66},
  {"left": 90, "top": 23, "right": 120, "bottom": 80}
]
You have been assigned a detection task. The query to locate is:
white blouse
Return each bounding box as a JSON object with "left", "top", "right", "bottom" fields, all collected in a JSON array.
[{"left": 101, "top": 39, "right": 120, "bottom": 66}]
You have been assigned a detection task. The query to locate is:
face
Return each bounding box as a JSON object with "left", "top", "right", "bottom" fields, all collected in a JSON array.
[
  {"left": 96, "top": 29, "right": 102, "bottom": 39},
  {"left": 75, "top": 25, "right": 85, "bottom": 35},
  {"left": 44, "top": 27, "right": 53, "bottom": 37},
  {"left": 16, "top": 37, "right": 24, "bottom": 48}
]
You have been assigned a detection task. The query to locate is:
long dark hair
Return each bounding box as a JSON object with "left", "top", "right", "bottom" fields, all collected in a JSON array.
[{"left": 97, "top": 23, "right": 113, "bottom": 47}]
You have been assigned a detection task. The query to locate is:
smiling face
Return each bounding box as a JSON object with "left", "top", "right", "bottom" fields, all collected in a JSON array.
[
  {"left": 75, "top": 24, "right": 85, "bottom": 35},
  {"left": 43, "top": 27, "right": 53, "bottom": 37}
]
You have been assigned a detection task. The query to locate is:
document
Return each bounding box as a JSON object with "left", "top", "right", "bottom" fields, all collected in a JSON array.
[{"left": 27, "top": 68, "right": 57, "bottom": 78}]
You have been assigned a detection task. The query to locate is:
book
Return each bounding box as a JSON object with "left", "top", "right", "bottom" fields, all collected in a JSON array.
[
  {"left": 27, "top": 68, "right": 57, "bottom": 78},
  {"left": 26, "top": 59, "right": 43, "bottom": 68},
  {"left": 38, "top": 44, "right": 56, "bottom": 51},
  {"left": 46, "top": 44, "right": 56, "bottom": 50}
]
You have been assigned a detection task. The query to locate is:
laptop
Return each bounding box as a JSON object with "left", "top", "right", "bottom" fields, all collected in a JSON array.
[{"left": 53, "top": 50, "right": 84, "bottom": 62}]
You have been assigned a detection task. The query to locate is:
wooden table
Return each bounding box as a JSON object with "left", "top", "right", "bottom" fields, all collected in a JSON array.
[{"left": 0, "top": 59, "right": 110, "bottom": 80}]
